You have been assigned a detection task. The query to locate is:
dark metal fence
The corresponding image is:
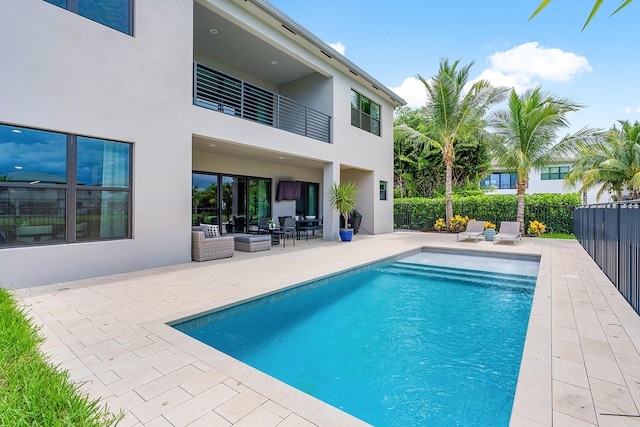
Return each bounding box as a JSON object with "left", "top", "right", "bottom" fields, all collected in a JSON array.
[
  {"left": 394, "top": 201, "right": 576, "bottom": 234},
  {"left": 574, "top": 201, "right": 640, "bottom": 315}
]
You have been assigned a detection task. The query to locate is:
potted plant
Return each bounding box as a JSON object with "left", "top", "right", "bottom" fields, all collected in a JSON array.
[{"left": 328, "top": 181, "right": 358, "bottom": 241}]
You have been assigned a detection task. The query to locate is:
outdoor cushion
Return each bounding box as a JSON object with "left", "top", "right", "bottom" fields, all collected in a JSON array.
[
  {"left": 233, "top": 234, "right": 270, "bottom": 243},
  {"left": 200, "top": 223, "right": 220, "bottom": 238}
]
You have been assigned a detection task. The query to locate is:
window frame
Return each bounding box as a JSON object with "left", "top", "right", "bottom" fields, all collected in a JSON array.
[
  {"left": 541, "top": 166, "right": 569, "bottom": 180},
  {"left": 380, "top": 180, "right": 388, "bottom": 201},
  {"left": 43, "top": 0, "right": 134, "bottom": 35},
  {"left": 351, "top": 89, "right": 381, "bottom": 136},
  {"left": 0, "top": 123, "right": 133, "bottom": 248},
  {"left": 480, "top": 172, "right": 519, "bottom": 190}
]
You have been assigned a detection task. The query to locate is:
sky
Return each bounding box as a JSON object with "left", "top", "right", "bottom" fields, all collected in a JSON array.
[{"left": 268, "top": 0, "right": 640, "bottom": 134}]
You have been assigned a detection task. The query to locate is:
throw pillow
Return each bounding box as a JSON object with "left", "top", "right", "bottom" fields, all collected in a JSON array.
[{"left": 200, "top": 224, "right": 220, "bottom": 238}]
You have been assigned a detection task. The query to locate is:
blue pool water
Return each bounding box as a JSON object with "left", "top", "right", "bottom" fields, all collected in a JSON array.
[{"left": 174, "top": 252, "right": 538, "bottom": 426}]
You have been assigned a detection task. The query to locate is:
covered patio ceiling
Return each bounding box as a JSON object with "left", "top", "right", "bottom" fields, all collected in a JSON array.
[
  {"left": 192, "top": 135, "right": 327, "bottom": 170},
  {"left": 193, "top": 1, "right": 322, "bottom": 87}
]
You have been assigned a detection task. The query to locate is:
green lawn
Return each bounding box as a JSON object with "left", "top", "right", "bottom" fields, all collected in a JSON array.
[
  {"left": 538, "top": 233, "right": 576, "bottom": 240},
  {"left": 0, "top": 288, "right": 122, "bottom": 426}
]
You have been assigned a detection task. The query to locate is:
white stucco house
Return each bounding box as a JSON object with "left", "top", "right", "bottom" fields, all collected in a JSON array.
[
  {"left": 0, "top": 0, "right": 405, "bottom": 288},
  {"left": 480, "top": 163, "right": 604, "bottom": 204}
]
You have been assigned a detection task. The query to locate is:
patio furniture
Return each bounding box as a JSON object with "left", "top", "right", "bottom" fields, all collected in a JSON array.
[
  {"left": 457, "top": 221, "right": 485, "bottom": 242},
  {"left": 339, "top": 210, "right": 362, "bottom": 234},
  {"left": 15, "top": 225, "right": 54, "bottom": 243},
  {"left": 191, "top": 227, "right": 234, "bottom": 261},
  {"left": 296, "top": 217, "right": 322, "bottom": 240},
  {"left": 493, "top": 221, "right": 522, "bottom": 245},
  {"left": 232, "top": 234, "right": 271, "bottom": 252},
  {"left": 257, "top": 217, "right": 271, "bottom": 234},
  {"left": 281, "top": 217, "right": 296, "bottom": 248}
]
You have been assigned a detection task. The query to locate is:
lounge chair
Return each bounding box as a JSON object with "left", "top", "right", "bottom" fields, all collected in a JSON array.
[
  {"left": 457, "top": 220, "right": 485, "bottom": 242},
  {"left": 493, "top": 221, "right": 522, "bottom": 245}
]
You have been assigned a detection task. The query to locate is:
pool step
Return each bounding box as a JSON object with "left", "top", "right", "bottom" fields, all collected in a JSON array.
[{"left": 378, "top": 262, "right": 537, "bottom": 291}]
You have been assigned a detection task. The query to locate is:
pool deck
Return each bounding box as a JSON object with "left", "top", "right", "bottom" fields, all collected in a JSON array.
[{"left": 13, "top": 232, "right": 640, "bottom": 426}]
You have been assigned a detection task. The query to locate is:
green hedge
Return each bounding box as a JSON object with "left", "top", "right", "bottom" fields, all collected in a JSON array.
[{"left": 394, "top": 193, "right": 581, "bottom": 234}]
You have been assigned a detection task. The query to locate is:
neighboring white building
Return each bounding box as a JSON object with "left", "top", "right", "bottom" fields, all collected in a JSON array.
[
  {"left": 481, "top": 163, "right": 605, "bottom": 204},
  {"left": 0, "top": 0, "right": 405, "bottom": 288}
]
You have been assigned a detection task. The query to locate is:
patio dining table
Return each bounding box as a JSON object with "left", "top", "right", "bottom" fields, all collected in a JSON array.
[{"left": 296, "top": 218, "right": 322, "bottom": 240}]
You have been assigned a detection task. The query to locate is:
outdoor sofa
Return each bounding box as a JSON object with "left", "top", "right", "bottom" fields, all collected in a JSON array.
[{"left": 191, "top": 225, "right": 234, "bottom": 261}]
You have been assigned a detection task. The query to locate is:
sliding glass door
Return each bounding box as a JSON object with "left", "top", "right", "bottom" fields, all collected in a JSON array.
[
  {"left": 221, "top": 175, "right": 246, "bottom": 234},
  {"left": 192, "top": 172, "right": 271, "bottom": 234}
]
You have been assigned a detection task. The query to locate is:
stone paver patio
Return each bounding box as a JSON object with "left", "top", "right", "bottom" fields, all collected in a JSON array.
[{"left": 13, "top": 232, "right": 640, "bottom": 426}]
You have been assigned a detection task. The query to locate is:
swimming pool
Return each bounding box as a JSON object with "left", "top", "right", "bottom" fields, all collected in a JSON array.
[{"left": 173, "top": 250, "right": 539, "bottom": 426}]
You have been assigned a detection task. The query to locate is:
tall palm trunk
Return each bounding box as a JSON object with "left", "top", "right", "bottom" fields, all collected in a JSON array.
[
  {"left": 444, "top": 142, "right": 454, "bottom": 228},
  {"left": 516, "top": 180, "right": 527, "bottom": 234}
]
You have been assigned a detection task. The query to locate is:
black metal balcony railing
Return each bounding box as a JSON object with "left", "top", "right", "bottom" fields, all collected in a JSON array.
[{"left": 193, "top": 62, "right": 331, "bottom": 143}]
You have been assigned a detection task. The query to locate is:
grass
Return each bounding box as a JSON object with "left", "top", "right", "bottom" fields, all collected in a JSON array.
[
  {"left": 0, "top": 288, "right": 122, "bottom": 426},
  {"left": 538, "top": 233, "right": 576, "bottom": 239}
]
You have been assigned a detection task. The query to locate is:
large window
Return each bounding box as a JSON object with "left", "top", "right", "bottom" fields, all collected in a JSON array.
[
  {"left": 0, "top": 123, "right": 132, "bottom": 247},
  {"left": 480, "top": 172, "right": 518, "bottom": 190},
  {"left": 541, "top": 166, "right": 569, "bottom": 180},
  {"left": 43, "top": 0, "right": 133, "bottom": 35},
  {"left": 351, "top": 90, "right": 380, "bottom": 136}
]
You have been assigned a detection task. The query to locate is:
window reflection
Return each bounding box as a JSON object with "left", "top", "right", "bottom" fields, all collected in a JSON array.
[
  {"left": 76, "top": 190, "right": 129, "bottom": 240},
  {"left": 78, "top": 137, "right": 130, "bottom": 187},
  {"left": 0, "top": 125, "right": 66, "bottom": 183},
  {"left": 0, "top": 122, "right": 131, "bottom": 247},
  {"left": 0, "top": 187, "right": 66, "bottom": 245}
]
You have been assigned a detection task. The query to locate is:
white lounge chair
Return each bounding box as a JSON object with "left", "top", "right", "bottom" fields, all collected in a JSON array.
[
  {"left": 493, "top": 221, "right": 522, "bottom": 245},
  {"left": 457, "top": 220, "right": 485, "bottom": 242}
]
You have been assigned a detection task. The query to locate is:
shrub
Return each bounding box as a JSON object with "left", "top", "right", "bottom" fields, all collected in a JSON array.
[
  {"left": 434, "top": 218, "right": 446, "bottom": 231},
  {"left": 448, "top": 215, "right": 469, "bottom": 233},
  {"left": 484, "top": 221, "right": 496, "bottom": 230},
  {"left": 394, "top": 193, "right": 580, "bottom": 234},
  {"left": 527, "top": 220, "right": 547, "bottom": 237}
]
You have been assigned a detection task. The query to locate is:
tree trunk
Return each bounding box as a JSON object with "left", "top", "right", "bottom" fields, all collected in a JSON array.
[
  {"left": 445, "top": 156, "right": 453, "bottom": 229},
  {"left": 516, "top": 180, "right": 527, "bottom": 235}
]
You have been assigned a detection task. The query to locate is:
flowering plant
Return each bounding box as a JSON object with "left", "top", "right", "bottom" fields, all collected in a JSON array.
[
  {"left": 448, "top": 215, "right": 469, "bottom": 233},
  {"left": 527, "top": 220, "right": 546, "bottom": 237},
  {"left": 484, "top": 221, "right": 496, "bottom": 230},
  {"left": 434, "top": 218, "right": 447, "bottom": 232}
]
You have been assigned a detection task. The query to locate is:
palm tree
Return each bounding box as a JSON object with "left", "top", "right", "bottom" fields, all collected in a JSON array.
[
  {"left": 488, "top": 86, "right": 601, "bottom": 233},
  {"left": 564, "top": 120, "right": 640, "bottom": 201},
  {"left": 530, "top": 0, "right": 633, "bottom": 30},
  {"left": 394, "top": 57, "right": 508, "bottom": 227}
]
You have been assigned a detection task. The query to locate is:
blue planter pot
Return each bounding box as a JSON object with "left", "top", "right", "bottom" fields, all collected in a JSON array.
[
  {"left": 484, "top": 228, "right": 496, "bottom": 241},
  {"left": 339, "top": 229, "right": 353, "bottom": 242}
]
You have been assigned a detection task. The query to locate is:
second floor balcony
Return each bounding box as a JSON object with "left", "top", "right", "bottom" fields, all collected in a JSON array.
[{"left": 193, "top": 62, "right": 332, "bottom": 143}]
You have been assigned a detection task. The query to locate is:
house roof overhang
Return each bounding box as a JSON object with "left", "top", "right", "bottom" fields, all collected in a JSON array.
[{"left": 240, "top": 0, "right": 407, "bottom": 108}]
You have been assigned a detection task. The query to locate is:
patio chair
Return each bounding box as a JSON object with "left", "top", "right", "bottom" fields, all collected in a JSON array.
[
  {"left": 281, "top": 217, "right": 296, "bottom": 248},
  {"left": 457, "top": 220, "right": 485, "bottom": 242},
  {"left": 493, "top": 221, "right": 522, "bottom": 245},
  {"left": 257, "top": 217, "right": 271, "bottom": 234}
]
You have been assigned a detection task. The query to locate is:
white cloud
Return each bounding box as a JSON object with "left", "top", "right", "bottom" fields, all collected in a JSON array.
[
  {"left": 624, "top": 106, "right": 640, "bottom": 115},
  {"left": 389, "top": 77, "right": 427, "bottom": 109},
  {"left": 328, "top": 41, "right": 346, "bottom": 55},
  {"left": 390, "top": 42, "right": 593, "bottom": 110},
  {"left": 473, "top": 42, "right": 592, "bottom": 93}
]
